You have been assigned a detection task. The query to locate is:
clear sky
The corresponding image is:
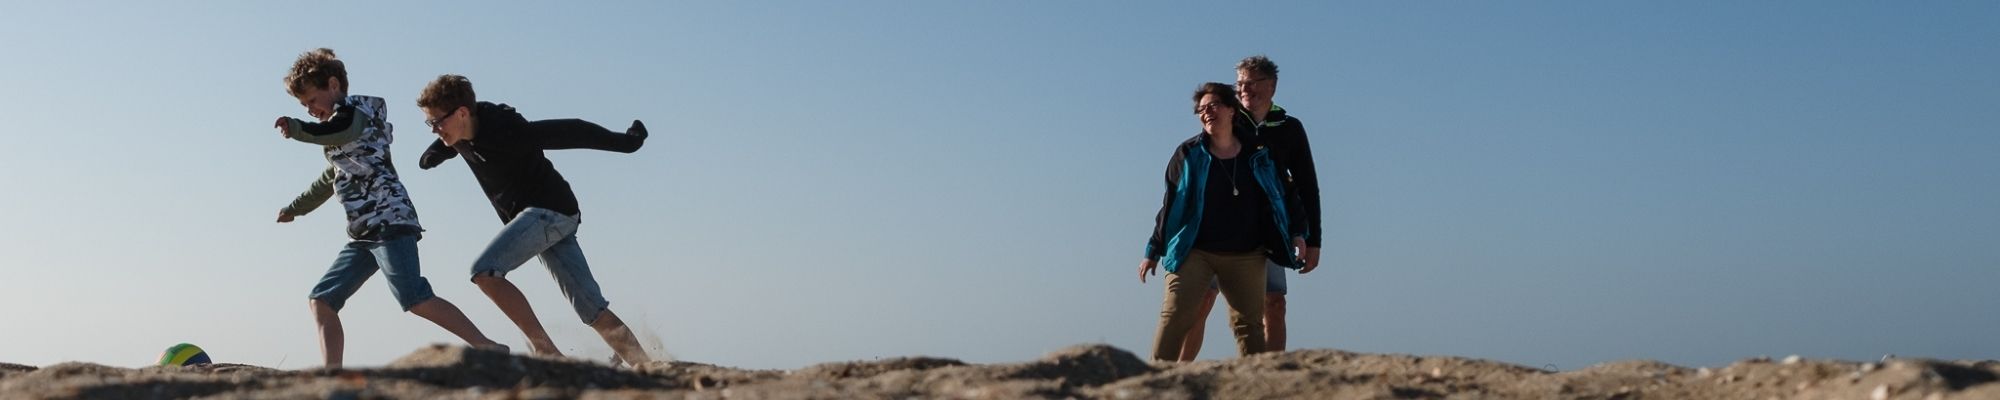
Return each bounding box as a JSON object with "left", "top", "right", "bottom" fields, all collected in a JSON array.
[{"left": 1, "top": 1, "right": 1994, "bottom": 370}]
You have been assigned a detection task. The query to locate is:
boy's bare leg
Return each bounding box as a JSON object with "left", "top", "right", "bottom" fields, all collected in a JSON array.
[
  {"left": 474, "top": 274, "right": 563, "bottom": 356},
  {"left": 590, "top": 309, "right": 652, "bottom": 366},
  {"left": 310, "top": 299, "right": 344, "bottom": 368},
  {"left": 408, "top": 297, "right": 505, "bottom": 351}
]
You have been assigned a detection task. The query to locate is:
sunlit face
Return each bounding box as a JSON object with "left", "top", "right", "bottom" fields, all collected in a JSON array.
[
  {"left": 294, "top": 80, "right": 343, "bottom": 121},
  {"left": 422, "top": 106, "right": 472, "bottom": 145},
  {"left": 1235, "top": 70, "right": 1276, "bottom": 110},
  {"left": 1195, "top": 93, "right": 1232, "bottom": 132}
]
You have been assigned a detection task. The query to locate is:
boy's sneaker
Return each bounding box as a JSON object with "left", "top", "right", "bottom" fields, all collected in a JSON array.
[{"left": 627, "top": 120, "right": 648, "bottom": 140}]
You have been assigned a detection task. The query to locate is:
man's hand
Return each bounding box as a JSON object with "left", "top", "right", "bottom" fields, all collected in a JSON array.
[
  {"left": 274, "top": 117, "right": 292, "bottom": 139},
  {"left": 1291, "top": 237, "right": 1313, "bottom": 273},
  {"left": 1302, "top": 246, "right": 1322, "bottom": 274},
  {"left": 1139, "top": 259, "right": 1159, "bottom": 283},
  {"left": 277, "top": 209, "right": 296, "bottom": 223}
]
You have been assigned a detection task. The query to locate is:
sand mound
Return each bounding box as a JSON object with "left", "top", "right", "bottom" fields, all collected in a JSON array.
[
  {"left": 793, "top": 356, "right": 965, "bottom": 380},
  {"left": 2, "top": 345, "right": 1996, "bottom": 399},
  {"left": 0, "top": 362, "right": 38, "bottom": 378},
  {"left": 383, "top": 344, "right": 674, "bottom": 390}
]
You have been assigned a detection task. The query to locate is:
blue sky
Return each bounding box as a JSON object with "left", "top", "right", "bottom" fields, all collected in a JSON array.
[{"left": 1, "top": 2, "right": 1995, "bottom": 370}]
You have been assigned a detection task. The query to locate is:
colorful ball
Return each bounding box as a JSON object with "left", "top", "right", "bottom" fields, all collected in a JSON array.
[{"left": 157, "top": 343, "right": 211, "bottom": 366}]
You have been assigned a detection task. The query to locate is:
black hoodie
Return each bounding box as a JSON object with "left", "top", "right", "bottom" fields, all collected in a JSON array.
[{"left": 417, "top": 102, "right": 645, "bottom": 223}]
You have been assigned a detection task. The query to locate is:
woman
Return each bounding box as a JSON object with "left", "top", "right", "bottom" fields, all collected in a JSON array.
[{"left": 1140, "top": 82, "right": 1307, "bottom": 361}]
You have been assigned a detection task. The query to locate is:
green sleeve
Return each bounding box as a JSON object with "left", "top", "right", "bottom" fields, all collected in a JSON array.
[
  {"left": 282, "top": 167, "right": 337, "bottom": 216},
  {"left": 284, "top": 104, "right": 367, "bottom": 146}
]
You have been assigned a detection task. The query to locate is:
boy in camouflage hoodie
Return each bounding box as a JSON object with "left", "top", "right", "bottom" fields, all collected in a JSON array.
[{"left": 273, "top": 48, "right": 504, "bottom": 368}]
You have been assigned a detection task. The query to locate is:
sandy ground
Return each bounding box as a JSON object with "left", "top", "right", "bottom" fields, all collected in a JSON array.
[{"left": 2, "top": 344, "right": 1995, "bottom": 399}]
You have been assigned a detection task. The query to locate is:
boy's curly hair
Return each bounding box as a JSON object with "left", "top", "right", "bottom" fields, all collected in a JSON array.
[{"left": 284, "top": 48, "right": 346, "bottom": 97}]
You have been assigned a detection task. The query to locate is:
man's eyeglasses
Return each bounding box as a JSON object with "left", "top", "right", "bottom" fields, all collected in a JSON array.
[
  {"left": 1236, "top": 77, "right": 1272, "bottom": 89},
  {"left": 425, "top": 108, "right": 459, "bottom": 129}
]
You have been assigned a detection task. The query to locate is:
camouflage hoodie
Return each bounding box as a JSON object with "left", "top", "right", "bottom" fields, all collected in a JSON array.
[{"left": 279, "top": 95, "right": 421, "bottom": 240}]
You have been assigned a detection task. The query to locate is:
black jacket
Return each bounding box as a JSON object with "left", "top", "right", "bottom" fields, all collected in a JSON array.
[
  {"left": 417, "top": 102, "right": 645, "bottom": 223},
  {"left": 1238, "top": 104, "right": 1322, "bottom": 247}
]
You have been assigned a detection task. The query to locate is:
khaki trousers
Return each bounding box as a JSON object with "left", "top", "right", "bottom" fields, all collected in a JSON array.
[{"left": 1150, "top": 248, "right": 1268, "bottom": 361}]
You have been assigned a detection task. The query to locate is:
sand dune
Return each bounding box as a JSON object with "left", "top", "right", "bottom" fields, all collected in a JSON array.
[{"left": 2, "top": 345, "right": 1995, "bottom": 399}]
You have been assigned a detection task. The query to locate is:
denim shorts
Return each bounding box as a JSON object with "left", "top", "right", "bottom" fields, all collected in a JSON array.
[
  {"left": 1208, "top": 259, "right": 1289, "bottom": 295},
  {"left": 468, "top": 208, "right": 611, "bottom": 324},
  {"left": 309, "top": 225, "right": 437, "bottom": 311}
]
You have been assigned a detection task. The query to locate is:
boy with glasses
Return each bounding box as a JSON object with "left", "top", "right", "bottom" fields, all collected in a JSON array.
[{"left": 413, "top": 74, "right": 653, "bottom": 366}]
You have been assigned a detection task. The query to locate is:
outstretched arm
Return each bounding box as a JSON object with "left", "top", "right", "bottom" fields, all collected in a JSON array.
[
  {"left": 279, "top": 167, "right": 337, "bottom": 222},
  {"left": 524, "top": 119, "right": 646, "bottom": 153},
  {"left": 417, "top": 139, "right": 463, "bottom": 169},
  {"left": 279, "top": 104, "right": 367, "bottom": 146}
]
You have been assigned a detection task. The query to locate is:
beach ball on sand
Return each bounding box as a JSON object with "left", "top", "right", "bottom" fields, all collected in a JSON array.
[{"left": 157, "top": 343, "right": 211, "bottom": 366}]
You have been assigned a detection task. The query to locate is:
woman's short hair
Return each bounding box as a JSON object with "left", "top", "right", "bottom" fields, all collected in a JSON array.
[{"left": 1192, "top": 82, "right": 1243, "bottom": 114}]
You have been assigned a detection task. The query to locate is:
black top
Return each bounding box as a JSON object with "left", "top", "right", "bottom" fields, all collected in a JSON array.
[
  {"left": 1192, "top": 153, "right": 1272, "bottom": 253},
  {"left": 417, "top": 102, "right": 645, "bottom": 223}
]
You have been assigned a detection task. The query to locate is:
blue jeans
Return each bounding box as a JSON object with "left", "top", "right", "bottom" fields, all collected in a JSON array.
[
  {"left": 469, "top": 208, "right": 610, "bottom": 324},
  {"left": 1264, "top": 260, "right": 1289, "bottom": 295},
  {"left": 308, "top": 226, "right": 437, "bottom": 311}
]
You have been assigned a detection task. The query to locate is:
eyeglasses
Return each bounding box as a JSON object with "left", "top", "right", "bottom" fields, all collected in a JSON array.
[
  {"left": 1194, "top": 102, "right": 1231, "bottom": 114},
  {"left": 425, "top": 108, "right": 458, "bottom": 129},
  {"left": 1236, "top": 77, "right": 1273, "bottom": 89}
]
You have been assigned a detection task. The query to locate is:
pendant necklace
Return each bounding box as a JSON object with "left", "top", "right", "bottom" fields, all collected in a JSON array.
[{"left": 1226, "top": 155, "right": 1240, "bottom": 197}]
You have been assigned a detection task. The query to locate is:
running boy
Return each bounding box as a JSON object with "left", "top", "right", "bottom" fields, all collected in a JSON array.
[
  {"left": 274, "top": 49, "right": 504, "bottom": 368},
  {"left": 412, "top": 74, "right": 654, "bottom": 365}
]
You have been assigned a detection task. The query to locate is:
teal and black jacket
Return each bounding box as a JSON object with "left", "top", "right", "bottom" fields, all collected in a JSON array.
[{"left": 1144, "top": 132, "right": 1307, "bottom": 273}]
